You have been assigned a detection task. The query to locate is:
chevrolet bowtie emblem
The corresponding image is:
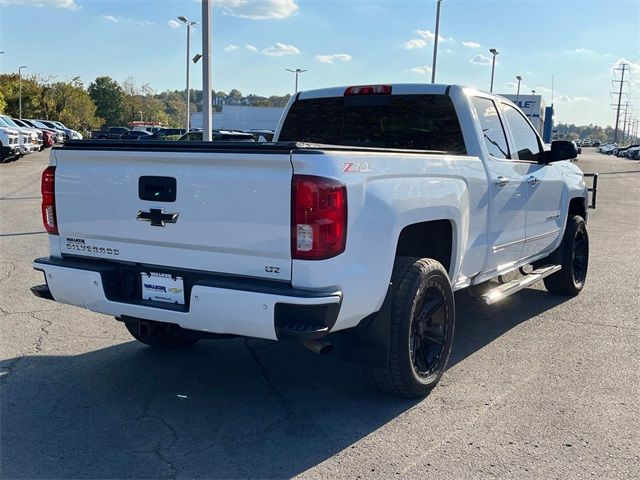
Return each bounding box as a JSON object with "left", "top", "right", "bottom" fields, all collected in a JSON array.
[{"left": 137, "top": 208, "right": 179, "bottom": 227}]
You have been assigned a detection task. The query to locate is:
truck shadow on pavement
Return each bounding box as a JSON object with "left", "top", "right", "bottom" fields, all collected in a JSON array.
[{"left": 1, "top": 288, "right": 567, "bottom": 479}]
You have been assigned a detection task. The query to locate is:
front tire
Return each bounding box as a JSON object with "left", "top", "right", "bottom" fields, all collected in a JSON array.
[
  {"left": 365, "top": 257, "right": 455, "bottom": 398},
  {"left": 124, "top": 320, "right": 199, "bottom": 349},
  {"left": 543, "top": 215, "right": 589, "bottom": 295}
]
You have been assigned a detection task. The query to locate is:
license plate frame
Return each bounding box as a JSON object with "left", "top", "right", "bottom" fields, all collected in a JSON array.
[{"left": 140, "top": 272, "right": 185, "bottom": 305}]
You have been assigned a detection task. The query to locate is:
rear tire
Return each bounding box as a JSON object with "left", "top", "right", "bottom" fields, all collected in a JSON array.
[
  {"left": 124, "top": 320, "right": 198, "bottom": 349},
  {"left": 365, "top": 257, "right": 455, "bottom": 398},
  {"left": 543, "top": 215, "right": 589, "bottom": 295}
]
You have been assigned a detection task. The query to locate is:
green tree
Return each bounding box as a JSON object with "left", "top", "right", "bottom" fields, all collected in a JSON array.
[{"left": 88, "top": 76, "right": 125, "bottom": 127}]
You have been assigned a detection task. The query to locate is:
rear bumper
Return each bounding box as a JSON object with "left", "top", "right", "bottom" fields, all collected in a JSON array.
[{"left": 32, "top": 256, "right": 341, "bottom": 341}]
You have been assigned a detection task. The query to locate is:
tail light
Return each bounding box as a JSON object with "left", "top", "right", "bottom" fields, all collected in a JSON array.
[
  {"left": 292, "top": 175, "right": 347, "bottom": 260},
  {"left": 41, "top": 166, "right": 58, "bottom": 234},
  {"left": 344, "top": 85, "right": 392, "bottom": 96}
]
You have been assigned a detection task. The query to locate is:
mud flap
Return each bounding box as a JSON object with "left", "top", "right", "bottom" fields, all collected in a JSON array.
[{"left": 339, "top": 286, "right": 392, "bottom": 368}]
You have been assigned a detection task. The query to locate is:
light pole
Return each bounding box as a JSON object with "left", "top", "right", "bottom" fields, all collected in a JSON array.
[
  {"left": 431, "top": 0, "right": 443, "bottom": 84},
  {"left": 489, "top": 48, "right": 498, "bottom": 92},
  {"left": 138, "top": 111, "right": 143, "bottom": 122},
  {"left": 285, "top": 68, "right": 307, "bottom": 93},
  {"left": 178, "top": 16, "right": 198, "bottom": 132},
  {"left": 530, "top": 90, "right": 536, "bottom": 122},
  {"left": 515, "top": 75, "right": 522, "bottom": 104},
  {"left": 18, "top": 65, "right": 27, "bottom": 119}
]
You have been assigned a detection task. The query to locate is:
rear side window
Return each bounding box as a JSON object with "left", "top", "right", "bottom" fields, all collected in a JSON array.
[
  {"left": 279, "top": 94, "right": 466, "bottom": 153},
  {"left": 472, "top": 97, "right": 509, "bottom": 159}
]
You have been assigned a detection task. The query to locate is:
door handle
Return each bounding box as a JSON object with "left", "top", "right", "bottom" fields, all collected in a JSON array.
[
  {"left": 527, "top": 175, "right": 541, "bottom": 186},
  {"left": 493, "top": 176, "right": 509, "bottom": 187}
]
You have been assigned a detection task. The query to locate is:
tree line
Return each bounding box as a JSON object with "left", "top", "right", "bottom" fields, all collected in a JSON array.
[
  {"left": 0, "top": 74, "right": 291, "bottom": 133},
  {"left": 554, "top": 123, "right": 620, "bottom": 143}
]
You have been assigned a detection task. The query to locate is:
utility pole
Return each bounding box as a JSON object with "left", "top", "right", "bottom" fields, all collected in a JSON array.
[
  {"left": 202, "top": 0, "right": 213, "bottom": 141},
  {"left": 431, "top": 0, "right": 443, "bottom": 84},
  {"left": 612, "top": 63, "right": 627, "bottom": 143},
  {"left": 515, "top": 75, "right": 522, "bottom": 104},
  {"left": 621, "top": 103, "right": 631, "bottom": 143}
]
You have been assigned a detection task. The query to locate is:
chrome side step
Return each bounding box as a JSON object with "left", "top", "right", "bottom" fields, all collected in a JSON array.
[{"left": 480, "top": 265, "right": 561, "bottom": 305}]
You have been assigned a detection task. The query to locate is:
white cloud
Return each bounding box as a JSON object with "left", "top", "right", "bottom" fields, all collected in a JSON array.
[
  {"left": 462, "top": 41, "right": 481, "bottom": 48},
  {"left": 261, "top": 43, "right": 300, "bottom": 56},
  {"left": 416, "top": 29, "right": 453, "bottom": 42},
  {"left": 505, "top": 81, "right": 529, "bottom": 91},
  {"left": 410, "top": 65, "right": 432, "bottom": 75},
  {"left": 564, "top": 48, "right": 594, "bottom": 55},
  {"left": 246, "top": 44, "right": 258, "bottom": 52},
  {"left": 224, "top": 44, "right": 239, "bottom": 52},
  {"left": 315, "top": 53, "right": 352, "bottom": 64},
  {"left": 404, "top": 39, "right": 427, "bottom": 50},
  {"left": 101, "top": 15, "right": 153, "bottom": 26},
  {"left": 0, "top": 0, "right": 78, "bottom": 9},
  {"left": 168, "top": 19, "right": 181, "bottom": 28},
  {"left": 556, "top": 95, "right": 571, "bottom": 103},
  {"left": 573, "top": 96, "right": 590, "bottom": 102},
  {"left": 470, "top": 54, "right": 492, "bottom": 66},
  {"left": 612, "top": 58, "right": 640, "bottom": 74},
  {"left": 535, "top": 86, "right": 552, "bottom": 94},
  {"left": 215, "top": 0, "right": 299, "bottom": 20}
]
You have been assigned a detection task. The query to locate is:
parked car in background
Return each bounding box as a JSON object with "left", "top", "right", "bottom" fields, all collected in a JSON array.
[
  {"left": 572, "top": 141, "right": 581, "bottom": 156},
  {"left": 120, "top": 130, "right": 153, "bottom": 140},
  {"left": 178, "top": 130, "right": 255, "bottom": 142},
  {"left": 592, "top": 140, "right": 601, "bottom": 147},
  {"left": 91, "top": 127, "right": 130, "bottom": 139},
  {"left": 26, "top": 120, "right": 66, "bottom": 144},
  {"left": 244, "top": 129, "right": 276, "bottom": 142},
  {"left": 617, "top": 144, "right": 639, "bottom": 157},
  {"left": 3, "top": 116, "right": 44, "bottom": 151},
  {"left": 581, "top": 138, "right": 592, "bottom": 147},
  {"left": 0, "top": 116, "right": 38, "bottom": 155},
  {"left": 149, "top": 128, "right": 186, "bottom": 140},
  {"left": 0, "top": 125, "right": 20, "bottom": 163},
  {"left": 32, "top": 119, "right": 82, "bottom": 141},
  {"left": 624, "top": 146, "right": 640, "bottom": 159},
  {"left": 11, "top": 118, "right": 50, "bottom": 149}
]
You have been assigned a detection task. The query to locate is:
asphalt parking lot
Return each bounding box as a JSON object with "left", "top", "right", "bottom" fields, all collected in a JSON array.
[{"left": 1, "top": 148, "right": 639, "bottom": 479}]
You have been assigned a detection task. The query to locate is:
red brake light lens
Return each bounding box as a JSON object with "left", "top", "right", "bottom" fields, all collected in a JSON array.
[
  {"left": 344, "top": 85, "right": 392, "bottom": 96},
  {"left": 41, "top": 166, "right": 58, "bottom": 235},
  {"left": 292, "top": 175, "right": 347, "bottom": 260}
]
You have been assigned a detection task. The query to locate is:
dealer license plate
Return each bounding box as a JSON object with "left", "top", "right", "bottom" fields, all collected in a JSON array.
[{"left": 141, "top": 272, "right": 185, "bottom": 305}]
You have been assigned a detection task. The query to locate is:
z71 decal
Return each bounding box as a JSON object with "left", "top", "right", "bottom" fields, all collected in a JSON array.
[{"left": 341, "top": 162, "right": 372, "bottom": 173}]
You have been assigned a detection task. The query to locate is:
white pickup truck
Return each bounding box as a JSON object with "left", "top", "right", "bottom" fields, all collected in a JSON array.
[{"left": 32, "top": 84, "right": 595, "bottom": 397}]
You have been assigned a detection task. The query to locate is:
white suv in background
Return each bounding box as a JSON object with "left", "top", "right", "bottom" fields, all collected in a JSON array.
[
  {"left": 0, "top": 116, "right": 38, "bottom": 155},
  {"left": 0, "top": 126, "right": 20, "bottom": 163}
]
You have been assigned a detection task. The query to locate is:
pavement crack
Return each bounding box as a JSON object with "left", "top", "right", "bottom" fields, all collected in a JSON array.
[
  {"left": 134, "top": 398, "right": 180, "bottom": 479},
  {"left": 553, "top": 317, "right": 639, "bottom": 331},
  {"left": 30, "top": 312, "right": 53, "bottom": 353},
  {"left": 243, "top": 338, "right": 294, "bottom": 417}
]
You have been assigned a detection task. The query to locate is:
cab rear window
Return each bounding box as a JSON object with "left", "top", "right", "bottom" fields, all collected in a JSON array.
[{"left": 279, "top": 94, "right": 466, "bottom": 154}]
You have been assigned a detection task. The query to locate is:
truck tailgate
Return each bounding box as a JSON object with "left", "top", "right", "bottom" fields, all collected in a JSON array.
[{"left": 52, "top": 147, "right": 293, "bottom": 281}]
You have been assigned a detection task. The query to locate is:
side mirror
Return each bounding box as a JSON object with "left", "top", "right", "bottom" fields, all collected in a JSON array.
[{"left": 543, "top": 140, "right": 578, "bottom": 163}]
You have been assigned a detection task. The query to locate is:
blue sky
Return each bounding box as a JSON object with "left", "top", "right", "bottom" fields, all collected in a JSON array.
[{"left": 1, "top": 0, "right": 638, "bottom": 126}]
